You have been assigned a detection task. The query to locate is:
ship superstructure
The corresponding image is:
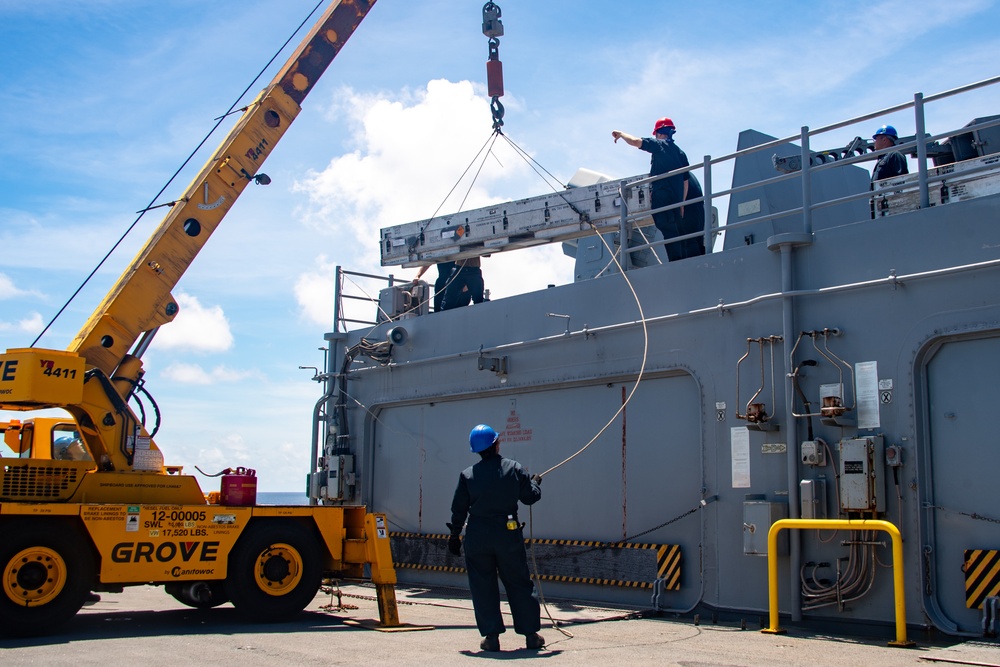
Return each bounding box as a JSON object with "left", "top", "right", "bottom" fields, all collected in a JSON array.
[{"left": 310, "top": 77, "right": 1000, "bottom": 639}]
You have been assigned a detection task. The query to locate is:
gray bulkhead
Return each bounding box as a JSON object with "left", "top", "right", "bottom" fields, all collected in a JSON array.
[{"left": 329, "top": 109, "right": 1000, "bottom": 635}]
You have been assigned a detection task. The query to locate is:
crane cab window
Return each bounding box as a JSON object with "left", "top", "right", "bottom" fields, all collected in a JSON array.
[{"left": 51, "top": 424, "right": 92, "bottom": 461}]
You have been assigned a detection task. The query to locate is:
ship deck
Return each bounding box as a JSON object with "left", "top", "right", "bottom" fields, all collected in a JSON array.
[{"left": 2, "top": 583, "right": 995, "bottom": 666}]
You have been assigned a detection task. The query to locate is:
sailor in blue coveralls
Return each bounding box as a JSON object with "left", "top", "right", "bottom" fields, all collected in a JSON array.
[
  {"left": 613, "top": 118, "right": 706, "bottom": 261},
  {"left": 413, "top": 261, "right": 456, "bottom": 312},
  {"left": 869, "top": 124, "right": 909, "bottom": 217},
  {"left": 871, "top": 124, "right": 909, "bottom": 182},
  {"left": 439, "top": 257, "right": 485, "bottom": 311},
  {"left": 448, "top": 424, "right": 544, "bottom": 652}
]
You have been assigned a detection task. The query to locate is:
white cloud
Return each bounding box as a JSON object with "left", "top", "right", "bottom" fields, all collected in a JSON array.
[
  {"left": 0, "top": 311, "right": 43, "bottom": 334},
  {"left": 295, "top": 79, "right": 534, "bottom": 243},
  {"left": 160, "top": 362, "right": 262, "bottom": 385},
  {"left": 197, "top": 433, "right": 252, "bottom": 469},
  {"left": 0, "top": 273, "right": 43, "bottom": 300},
  {"left": 291, "top": 79, "right": 575, "bottom": 327},
  {"left": 294, "top": 255, "right": 338, "bottom": 328},
  {"left": 151, "top": 292, "right": 233, "bottom": 353}
]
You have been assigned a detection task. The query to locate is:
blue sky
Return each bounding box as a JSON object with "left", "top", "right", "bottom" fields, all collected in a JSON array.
[{"left": 2, "top": 0, "right": 999, "bottom": 490}]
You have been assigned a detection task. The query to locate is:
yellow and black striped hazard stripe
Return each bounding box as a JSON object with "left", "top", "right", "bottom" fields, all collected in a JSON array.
[
  {"left": 964, "top": 549, "right": 1000, "bottom": 609},
  {"left": 390, "top": 532, "right": 681, "bottom": 590},
  {"left": 657, "top": 544, "right": 681, "bottom": 590}
]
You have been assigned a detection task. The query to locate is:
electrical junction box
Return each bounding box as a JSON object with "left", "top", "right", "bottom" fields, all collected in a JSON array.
[
  {"left": 324, "top": 454, "right": 354, "bottom": 501},
  {"left": 377, "top": 282, "right": 429, "bottom": 322},
  {"left": 885, "top": 443, "right": 903, "bottom": 467},
  {"left": 801, "top": 440, "right": 826, "bottom": 466},
  {"left": 838, "top": 436, "right": 885, "bottom": 512},
  {"left": 743, "top": 496, "right": 788, "bottom": 556},
  {"left": 800, "top": 478, "right": 827, "bottom": 519}
]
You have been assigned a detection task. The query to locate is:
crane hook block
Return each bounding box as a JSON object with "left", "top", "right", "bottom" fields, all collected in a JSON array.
[
  {"left": 482, "top": 2, "right": 504, "bottom": 38},
  {"left": 487, "top": 59, "right": 504, "bottom": 98}
]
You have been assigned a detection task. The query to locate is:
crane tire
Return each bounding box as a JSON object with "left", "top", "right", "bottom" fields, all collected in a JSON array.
[
  {"left": 224, "top": 520, "right": 321, "bottom": 622},
  {"left": 0, "top": 520, "right": 94, "bottom": 637}
]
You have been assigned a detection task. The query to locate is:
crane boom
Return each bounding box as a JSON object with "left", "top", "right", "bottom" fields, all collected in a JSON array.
[
  {"left": 72, "top": 0, "right": 374, "bottom": 376},
  {"left": 0, "top": 0, "right": 375, "bottom": 473}
]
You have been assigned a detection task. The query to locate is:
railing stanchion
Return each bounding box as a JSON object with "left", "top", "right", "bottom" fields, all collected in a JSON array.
[
  {"left": 800, "top": 126, "right": 813, "bottom": 235},
  {"left": 915, "top": 92, "right": 930, "bottom": 209},
  {"left": 703, "top": 155, "right": 713, "bottom": 253}
]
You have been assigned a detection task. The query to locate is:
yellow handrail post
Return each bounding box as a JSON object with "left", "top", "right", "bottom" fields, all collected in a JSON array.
[{"left": 761, "top": 518, "right": 914, "bottom": 647}]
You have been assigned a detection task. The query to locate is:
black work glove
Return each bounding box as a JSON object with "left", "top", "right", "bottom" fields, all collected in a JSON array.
[{"left": 446, "top": 523, "right": 462, "bottom": 556}]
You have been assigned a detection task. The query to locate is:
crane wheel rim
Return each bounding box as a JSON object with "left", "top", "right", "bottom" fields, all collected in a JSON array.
[
  {"left": 3, "top": 546, "right": 68, "bottom": 606},
  {"left": 253, "top": 542, "right": 303, "bottom": 596}
]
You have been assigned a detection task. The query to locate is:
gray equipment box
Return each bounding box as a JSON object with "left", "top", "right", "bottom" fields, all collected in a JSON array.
[
  {"left": 800, "top": 477, "right": 827, "bottom": 520},
  {"left": 941, "top": 115, "right": 1000, "bottom": 162},
  {"left": 743, "top": 496, "right": 788, "bottom": 556},
  {"left": 838, "top": 436, "right": 885, "bottom": 512},
  {"left": 377, "top": 282, "right": 429, "bottom": 322}
]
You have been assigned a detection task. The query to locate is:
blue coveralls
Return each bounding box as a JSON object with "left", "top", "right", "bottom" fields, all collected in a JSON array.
[
  {"left": 872, "top": 151, "right": 908, "bottom": 181},
  {"left": 431, "top": 261, "right": 456, "bottom": 312},
  {"left": 640, "top": 136, "right": 706, "bottom": 261},
  {"left": 870, "top": 151, "right": 909, "bottom": 217},
  {"left": 440, "top": 260, "right": 484, "bottom": 311},
  {"left": 450, "top": 452, "right": 542, "bottom": 637}
]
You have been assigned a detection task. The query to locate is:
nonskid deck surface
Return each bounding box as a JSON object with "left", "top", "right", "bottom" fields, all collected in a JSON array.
[{"left": 0, "top": 584, "right": 981, "bottom": 666}]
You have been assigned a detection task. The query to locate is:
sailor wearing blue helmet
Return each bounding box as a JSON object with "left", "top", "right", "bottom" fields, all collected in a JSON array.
[
  {"left": 872, "top": 124, "right": 909, "bottom": 182},
  {"left": 448, "top": 424, "right": 544, "bottom": 652}
]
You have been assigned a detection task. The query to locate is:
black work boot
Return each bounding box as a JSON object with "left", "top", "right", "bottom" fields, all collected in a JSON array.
[
  {"left": 525, "top": 632, "right": 545, "bottom": 649},
  {"left": 480, "top": 634, "right": 500, "bottom": 652}
]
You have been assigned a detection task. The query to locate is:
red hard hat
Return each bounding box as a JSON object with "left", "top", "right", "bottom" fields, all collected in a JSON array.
[{"left": 653, "top": 117, "right": 675, "bottom": 134}]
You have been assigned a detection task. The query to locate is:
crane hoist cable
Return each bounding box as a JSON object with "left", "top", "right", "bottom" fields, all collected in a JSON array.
[
  {"left": 345, "top": 129, "right": 502, "bottom": 334},
  {"left": 394, "top": 2, "right": 508, "bottom": 315},
  {"left": 472, "top": 7, "right": 657, "bottom": 621},
  {"left": 379, "top": 3, "right": 511, "bottom": 321}
]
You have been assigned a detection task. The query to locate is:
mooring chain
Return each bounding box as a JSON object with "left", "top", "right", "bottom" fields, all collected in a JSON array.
[{"left": 925, "top": 503, "right": 1000, "bottom": 525}]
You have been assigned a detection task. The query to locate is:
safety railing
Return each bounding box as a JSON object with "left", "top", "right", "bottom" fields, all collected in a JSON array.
[
  {"left": 333, "top": 265, "right": 405, "bottom": 333},
  {"left": 617, "top": 74, "right": 1000, "bottom": 267},
  {"left": 761, "top": 518, "right": 914, "bottom": 647}
]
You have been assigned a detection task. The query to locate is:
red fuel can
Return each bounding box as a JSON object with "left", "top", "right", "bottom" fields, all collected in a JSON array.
[{"left": 220, "top": 467, "right": 257, "bottom": 506}]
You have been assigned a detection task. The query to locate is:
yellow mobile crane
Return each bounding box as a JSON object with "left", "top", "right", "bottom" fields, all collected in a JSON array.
[{"left": 0, "top": 0, "right": 398, "bottom": 637}]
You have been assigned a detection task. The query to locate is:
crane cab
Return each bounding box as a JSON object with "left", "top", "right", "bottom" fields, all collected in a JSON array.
[{"left": 1, "top": 417, "right": 93, "bottom": 462}]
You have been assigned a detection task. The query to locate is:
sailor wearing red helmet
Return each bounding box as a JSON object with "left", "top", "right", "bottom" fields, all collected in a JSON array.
[{"left": 612, "top": 118, "right": 706, "bottom": 261}]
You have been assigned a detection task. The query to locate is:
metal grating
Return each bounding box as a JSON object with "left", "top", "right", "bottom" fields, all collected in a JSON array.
[{"left": 0, "top": 460, "right": 92, "bottom": 501}]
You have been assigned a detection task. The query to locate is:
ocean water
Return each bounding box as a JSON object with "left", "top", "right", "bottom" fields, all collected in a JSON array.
[{"left": 256, "top": 491, "right": 310, "bottom": 505}]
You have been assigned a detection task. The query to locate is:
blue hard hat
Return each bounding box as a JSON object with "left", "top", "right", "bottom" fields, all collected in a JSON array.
[
  {"left": 469, "top": 424, "right": 499, "bottom": 452},
  {"left": 873, "top": 125, "right": 898, "bottom": 140}
]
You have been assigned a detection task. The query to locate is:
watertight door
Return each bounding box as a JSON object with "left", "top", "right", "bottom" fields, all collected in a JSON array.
[
  {"left": 925, "top": 334, "right": 1000, "bottom": 633},
  {"left": 368, "top": 373, "right": 702, "bottom": 608}
]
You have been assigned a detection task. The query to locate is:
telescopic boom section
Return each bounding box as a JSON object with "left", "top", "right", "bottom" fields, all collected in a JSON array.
[{"left": 70, "top": 0, "right": 375, "bottom": 378}]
